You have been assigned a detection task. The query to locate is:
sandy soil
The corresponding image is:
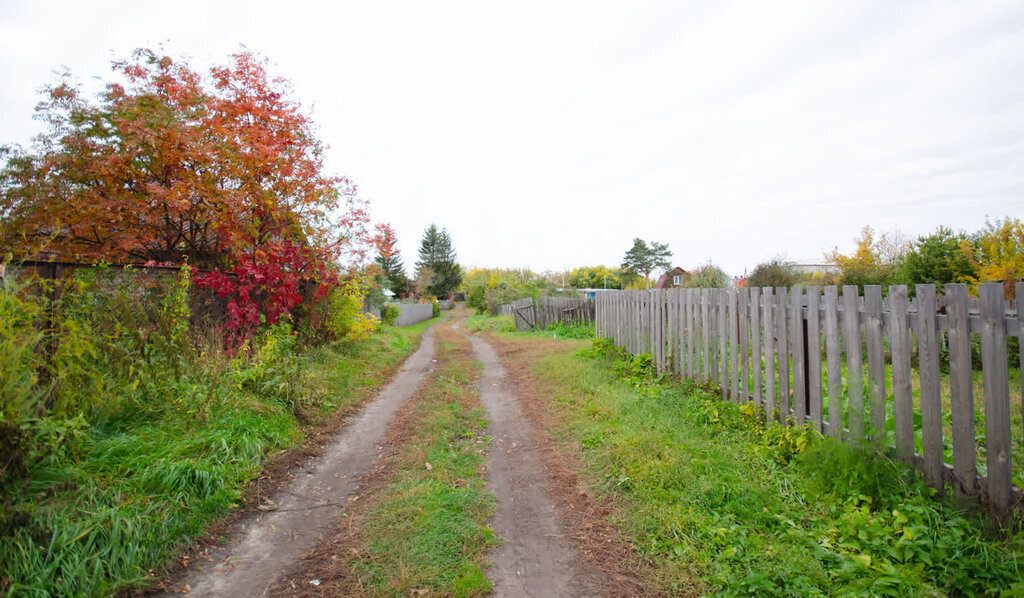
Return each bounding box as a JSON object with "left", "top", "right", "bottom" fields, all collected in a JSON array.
[{"left": 163, "top": 324, "right": 438, "bottom": 597}]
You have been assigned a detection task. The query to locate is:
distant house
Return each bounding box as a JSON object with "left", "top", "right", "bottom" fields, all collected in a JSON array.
[{"left": 655, "top": 267, "right": 690, "bottom": 289}]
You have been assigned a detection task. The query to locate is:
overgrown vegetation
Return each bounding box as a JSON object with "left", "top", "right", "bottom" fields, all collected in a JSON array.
[
  {"left": 465, "top": 314, "right": 515, "bottom": 334},
  {"left": 348, "top": 322, "right": 495, "bottom": 596},
  {"left": 0, "top": 268, "right": 428, "bottom": 596},
  {"left": 522, "top": 336, "right": 1024, "bottom": 596},
  {"left": 462, "top": 268, "right": 564, "bottom": 315}
]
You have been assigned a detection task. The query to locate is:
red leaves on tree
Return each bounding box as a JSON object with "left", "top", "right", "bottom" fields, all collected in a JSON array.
[{"left": 2, "top": 48, "right": 378, "bottom": 347}]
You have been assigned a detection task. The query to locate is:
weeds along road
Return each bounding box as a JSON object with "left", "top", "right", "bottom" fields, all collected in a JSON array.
[
  {"left": 167, "top": 313, "right": 603, "bottom": 597},
  {"left": 168, "top": 324, "right": 439, "bottom": 597}
]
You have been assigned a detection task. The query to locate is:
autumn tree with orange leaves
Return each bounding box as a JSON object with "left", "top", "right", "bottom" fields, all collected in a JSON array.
[{"left": 1, "top": 49, "right": 375, "bottom": 343}]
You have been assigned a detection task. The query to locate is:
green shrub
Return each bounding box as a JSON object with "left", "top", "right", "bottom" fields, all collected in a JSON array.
[
  {"left": 381, "top": 303, "right": 400, "bottom": 326},
  {"left": 466, "top": 285, "right": 486, "bottom": 314}
]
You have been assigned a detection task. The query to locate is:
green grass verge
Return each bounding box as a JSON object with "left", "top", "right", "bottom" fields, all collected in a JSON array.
[
  {"left": 524, "top": 338, "right": 1024, "bottom": 597},
  {"left": 0, "top": 323, "right": 430, "bottom": 598},
  {"left": 350, "top": 325, "right": 496, "bottom": 597},
  {"left": 465, "top": 314, "right": 514, "bottom": 334}
]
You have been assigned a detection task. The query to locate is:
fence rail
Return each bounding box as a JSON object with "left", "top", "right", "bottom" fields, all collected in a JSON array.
[
  {"left": 499, "top": 296, "right": 595, "bottom": 332},
  {"left": 596, "top": 283, "right": 1024, "bottom": 520}
]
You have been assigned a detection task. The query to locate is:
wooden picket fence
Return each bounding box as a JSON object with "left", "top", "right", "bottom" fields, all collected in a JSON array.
[
  {"left": 499, "top": 296, "right": 595, "bottom": 332},
  {"left": 595, "top": 283, "right": 1024, "bottom": 520}
]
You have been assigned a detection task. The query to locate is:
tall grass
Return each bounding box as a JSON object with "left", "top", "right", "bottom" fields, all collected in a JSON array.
[
  {"left": 0, "top": 267, "right": 428, "bottom": 597},
  {"left": 522, "top": 337, "right": 1024, "bottom": 596}
]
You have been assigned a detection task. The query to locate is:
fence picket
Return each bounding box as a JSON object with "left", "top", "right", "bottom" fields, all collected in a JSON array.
[
  {"left": 946, "top": 284, "right": 976, "bottom": 503},
  {"left": 980, "top": 283, "right": 1012, "bottom": 518},
  {"left": 739, "top": 288, "right": 750, "bottom": 404},
  {"left": 791, "top": 286, "right": 806, "bottom": 423},
  {"left": 751, "top": 287, "right": 763, "bottom": 412},
  {"left": 823, "top": 286, "right": 842, "bottom": 439},
  {"left": 807, "top": 287, "right": 823, "bottom": 432},
  {"left": 729, "top": 288, "right": 740, "bottom": 402},
  {"left": 842, "top": 286, "right": 864, "bottom": 439},
  {"left": 720, "top": 288, "right": 729, "bottom": 397},
  {"left": 917, "top": 285, "right": 943, "bottom": 492},
  {"left": 702, "top": 289, "right": 711, "bottom": 383},
  {"left": 776, "top": 287, "right": 790, "bottom": 423},
  {"left": 865, "top": 285, "right": 886, "bottom": 448},
  {"left": 763, "top": 287, "right": 776, "bottom": 421},
  {"left": 888, "top": 286, "right": 913, "bottom": 459},
  {"left": 1017, "top": 282, "right": 1024, "bottom": 445}
]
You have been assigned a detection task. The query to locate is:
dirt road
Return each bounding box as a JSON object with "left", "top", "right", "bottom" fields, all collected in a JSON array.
[
  {"left": 167, "top": 316, "right": 609, "bottom": 596},
  {"left": 470, "top": 331, "right": 600, "bottom": 597},
  {"left": 168, "top": 325, "right": 438, "bottom": 597}
]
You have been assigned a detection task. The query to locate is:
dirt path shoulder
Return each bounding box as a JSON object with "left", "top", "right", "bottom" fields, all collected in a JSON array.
[
  {"left": 480, "top": 333, "right": 654, "bottom": 597},
  {"left": 470, "top": 331, "right": 603, "bottom": 597},
  {"left": 166, "top": 324, "right": 438, "bottom": 597}
]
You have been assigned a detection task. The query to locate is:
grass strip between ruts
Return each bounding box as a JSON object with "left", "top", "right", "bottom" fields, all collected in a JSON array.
[{"left": 344, "top": 320, "right": 497, "bottom": 597}]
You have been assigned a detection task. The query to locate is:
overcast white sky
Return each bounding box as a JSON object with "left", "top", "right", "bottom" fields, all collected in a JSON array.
[{"left": 2, "top": 1, "right": 1022, "bottom": 276}]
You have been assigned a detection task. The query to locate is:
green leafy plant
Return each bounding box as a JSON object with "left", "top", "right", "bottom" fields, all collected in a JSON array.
[{"left": 381, "top": 303, "right": 399, "bottom": 326}]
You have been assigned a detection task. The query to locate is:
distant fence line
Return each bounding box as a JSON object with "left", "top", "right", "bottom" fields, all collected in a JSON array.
[
  {"left": 595, "top": 283, "right": 1024, "bottom": 520},
  {"left": 437, "top": 298, "right": 455, "bottom": 310},
  {"left": 393, "top": 303, "right": 434, "bottom": 327},
  {"left": 499, "top": 296, "right": 595, "bottom": 332}
]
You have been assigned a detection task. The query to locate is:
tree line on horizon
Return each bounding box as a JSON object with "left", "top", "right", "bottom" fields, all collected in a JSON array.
[{"left": 460, "top": 218, "right": 1023, "bottom": 313}]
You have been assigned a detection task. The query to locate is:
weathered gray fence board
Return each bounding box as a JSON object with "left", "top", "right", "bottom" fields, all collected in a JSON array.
[
  {"left": 1018, "top": 282, "right": 1024, "bottom": 445},
  {"left": 842, "top": 286, "right": 864, "bottom": 439},
  {"left": 946, "top": 284, "right": 976, "bottom": 503},
  {"left": 807, "top": 288, "right": 823, "bottom": 432},
  {"left": 702, "top": 290, "right": 711, "bottom": 383},
  {"left": 739, "top": 288, "right": 750, "bottom": 404},
  {"left": 791, "top": 286, "right": 806, "bottom": 423},
  {"left": 980, "top": 283, "right": 1012, "bottom": 519},
  {"left": 918, "top": 285, "right": 943, "bottom": 491},
  {"left": 718, "top": 289, "right": 728, "bottom": 401},
  {"left": 776, "top": 286, "right": 790, "bottom": 423},
  {"left": 751, "top": 287, "right": 763, "bottom": 411},
  {"left": 888, "top": 286, "right": 914, "bottom": 460},
  {"left": 865, "top": 285, "right": 886, "bottom": 448},
  {"left": 823, "top": 286, "right": 842, "bottom": 440},
  {"left": 729, "top": 288, "right": 740, "bottom": 403},
  {"left": 763, "top": 287, "right": 776, "bottom": 421}
]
